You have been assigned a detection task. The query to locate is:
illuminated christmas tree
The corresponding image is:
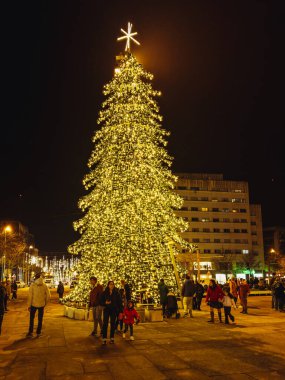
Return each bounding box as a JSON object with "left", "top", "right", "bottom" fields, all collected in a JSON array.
[{"left": 67, "top": 23, "right": 189, "bottom": 303}]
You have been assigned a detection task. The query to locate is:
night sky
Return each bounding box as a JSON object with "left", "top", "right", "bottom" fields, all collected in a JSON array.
[{"left": 1, "top": 1, "right": 284, "bottom": 255}]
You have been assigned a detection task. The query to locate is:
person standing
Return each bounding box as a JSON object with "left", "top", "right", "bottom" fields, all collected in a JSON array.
[
  {"left": 0, "top": 282, "right": 5, "bottom": 335},
  {"left": 205, "top": 279, "right": 224, "bottom": 323},
  {"left": 100, "top": 281, "right": 122, "bottom": 345},
  {"left": 274, "top": 279, "right": 285, "bottom": 312},
  {"left": 4, "top": 280, "right": 11, "bottom": 311},
  {"left": 229, "top": 278, "right": 238, "bottom": 305},
  {"left": 11, "top": 280, "right": 18, "bottom": 300},
  {"left": 194, "top": 281, "right": 204, "bottom": 311},
  {"left": 239, "top": 279, "right": 250, "bottom": 314},
  {"left": 56, "top": 281, "right": 64, "bottom": 302},
  {"left": 269, "top": 273, "right": 277, "bottom": 309},
  {"left": 26, "top": 273, "right": 50, "bottom": 338},
  {"left": 89, "top": 276, "right": 103, "bottom": 337},
  {"left": 121, "top": 280, "right": 132, "bottom": 303},
  {"left": 181, "top": 275, "right": 196, "bottom": 318},
  {"left": 158, "top": 279, "right": 169, "bottom": 317}
]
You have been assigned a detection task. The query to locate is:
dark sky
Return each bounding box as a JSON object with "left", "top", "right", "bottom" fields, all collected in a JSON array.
[{"left": 1, "top": 1, "right": 284, "bottom": 254}]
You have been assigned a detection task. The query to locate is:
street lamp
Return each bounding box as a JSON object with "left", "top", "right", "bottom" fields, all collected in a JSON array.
[
  {"left": 2, "top": 225, "right": 12, "bottom": 281},
  {"left": 268, "top": 248, "right": 276, "bottom": 279}
]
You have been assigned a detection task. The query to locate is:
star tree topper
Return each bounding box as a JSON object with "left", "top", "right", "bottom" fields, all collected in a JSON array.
[{"left": 117, "top": 22, "right": 140, "bottom": 51}]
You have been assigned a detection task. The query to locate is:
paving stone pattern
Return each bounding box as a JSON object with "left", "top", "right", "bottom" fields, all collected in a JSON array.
[{"left": 0, "top": 289, "right": 285, "bottom": 380}]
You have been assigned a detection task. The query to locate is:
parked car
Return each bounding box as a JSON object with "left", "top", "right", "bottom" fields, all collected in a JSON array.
[
  {"left": 16, "top": 280, "right": 26, "bottom": 288},
  {"left": 44, "top": 279, "right": 56, "bottom": 288}
]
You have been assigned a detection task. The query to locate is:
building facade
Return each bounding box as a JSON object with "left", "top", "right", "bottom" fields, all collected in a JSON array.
[
  {"left": 174, "top": 173, "right": 265, "bottom": 283},
  {"left": 263, "top": 226, "right": 285, "bottom": 274}
]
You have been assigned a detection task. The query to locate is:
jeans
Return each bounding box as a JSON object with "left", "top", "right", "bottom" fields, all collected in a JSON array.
[
  {"left": 224, "top": 306, "right": 234, "bottom": 323},
  {"left": 123, "top": 323, "right": 133, "bottom": 336},
  {"left": 92, "top": 305, "right": 103, "bottom": 334},
  {"left": 29, "top": 306, "right": 44, "bottom": 334},
  {"left": 102, "top": 307, "right": 116, "bottom": 339},
  {"left": 183, "top": 296, "right": 193, "bottom": 316},
  {"left": 161, "top": 302, "right": 167, "bottom": 316},
  {"left": 196, "top": 296, "right": 203, "bottom": 310}
]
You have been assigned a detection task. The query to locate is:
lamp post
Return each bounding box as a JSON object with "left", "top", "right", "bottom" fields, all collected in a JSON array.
[
  {"left": 2, "top": 225, "right": 12, "bottom": 281},
  {"left": 268, "top": 248, "right": 275, "bottom": 280},
  {"left": 26, "top": 245, "right": 34, "bottom": 285}
]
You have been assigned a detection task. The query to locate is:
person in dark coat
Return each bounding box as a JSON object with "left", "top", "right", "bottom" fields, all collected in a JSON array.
[
  {"left": 121, "top": 280, "right": 132, "bottom": 302},
  {"left": 181, "top": 275, "right": 196, "bottom": 318},
  {"left": 11, "top": 281, "right": 18, "bottom": 300},
  {"left": 100, "top": 281, "right": 123, "bottom": 345},
  {"left": 165, "top": 291, "right": 179, "bottom": 318},
  {"left": 89, "top": 276, "right": 104, "bottom": 337},
  {"left": 0, "top": 282, "right": 5, "bottom": 335},
  {"left": 194, "top": 281, "right": 204, "bottom": 311},
  {"left": 274, "top": 279, "right": 285, "bottom": 312},
  {"left": 56, "top": 281, "right": 64, "bottom": 301},
  {"left": 158, "top": 279, "right": 169, "bottom": 317}
]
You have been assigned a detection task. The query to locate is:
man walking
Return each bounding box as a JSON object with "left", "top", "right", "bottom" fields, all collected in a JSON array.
[
  {"left": 182, "top": 275, "right": 196, "bottom": 318},
  {"left": 89, "top": 276, "right": 104, "bottom": 337},
  {"left": 26, "top": 273, "right": 50, "bottom": 338}
]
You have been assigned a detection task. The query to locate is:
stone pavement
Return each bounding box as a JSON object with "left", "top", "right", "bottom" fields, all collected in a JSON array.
[{"left": 0, "top": 289, "right": 285, "bottom": 380}]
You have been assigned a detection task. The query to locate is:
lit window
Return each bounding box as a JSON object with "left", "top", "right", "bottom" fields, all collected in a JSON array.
[
  {"left": 201, "top": 207, "right": 208, "bottom": 212},
  {"left": 201, "top": 218, "right": 210, "bottom": 222},
  {"left": 242, "top": 249, "right": 249, "bottom": 254},
  {"left": 232, "top": 209, "right": 238, "bottom": 213}
]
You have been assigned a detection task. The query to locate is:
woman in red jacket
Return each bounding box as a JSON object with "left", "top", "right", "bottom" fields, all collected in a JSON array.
[{"left": 205, "top": 279, "right": 224, "bottom": 323}]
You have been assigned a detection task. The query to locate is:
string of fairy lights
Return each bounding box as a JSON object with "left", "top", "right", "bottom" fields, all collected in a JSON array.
[{"left": 65, "top": 23, "right": 192, "bottom": 303}]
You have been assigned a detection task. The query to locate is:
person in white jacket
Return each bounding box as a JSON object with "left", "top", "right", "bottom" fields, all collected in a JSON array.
[
  {"left": 26, "top": 273, "right": 50, "bottom": 338},
  {"left": 222, "top": 286, "right": 237, "bottom": 324}
]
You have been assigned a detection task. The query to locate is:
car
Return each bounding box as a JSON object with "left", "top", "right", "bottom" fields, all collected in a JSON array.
[
  {"left": 44, "top": 279, "right": 56, "bottom": 289},
  {"left": 16, "top": 280, "right": 26, "bottom": 288}
]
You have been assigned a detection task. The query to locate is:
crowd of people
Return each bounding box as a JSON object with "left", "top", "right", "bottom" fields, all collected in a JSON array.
[{"left": 1, "top": 273, "right": 284, "bottom": 341}]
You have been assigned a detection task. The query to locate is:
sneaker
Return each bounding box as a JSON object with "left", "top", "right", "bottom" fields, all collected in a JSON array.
[
  {"left": 102, "top": 339, "right": 107, "bottom": 345},
  {"left": 26, "top": 332, "right": 33, "bottom": 338},
  {"left": 90, "top": 331, "right": 96, "bottom": 336},
  {"left": 122, "top": 333, "right": 126, "bottom": 338},
  {"left": 110, "top": 338, "right": 114, "bottom": 344},
  {"left": 36, "top": 333, "right": 42, "bottom": 338},
  {"left": 130, "top": 336, "right": 134, "bottom": 341},
  {"left": 183, "top": 314, "right": 188, "bottom": 318}
]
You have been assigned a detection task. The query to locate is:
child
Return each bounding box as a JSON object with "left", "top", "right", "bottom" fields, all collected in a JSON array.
[
  {"left": 222, "top": 286, "right": 237, "bottom": 324},
  {"left": 122, "top": 300, "right": 140, "bottom": 341}
]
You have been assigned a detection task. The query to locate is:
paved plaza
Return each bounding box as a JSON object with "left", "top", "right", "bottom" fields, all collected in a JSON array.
[{"left": 0, "top": 289, "right": 284, "bottom": 380}]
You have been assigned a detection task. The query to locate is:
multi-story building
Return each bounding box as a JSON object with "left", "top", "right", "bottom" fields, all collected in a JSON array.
[{"left": 174, "top": 173, "right": 265, "bottom": 283}]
